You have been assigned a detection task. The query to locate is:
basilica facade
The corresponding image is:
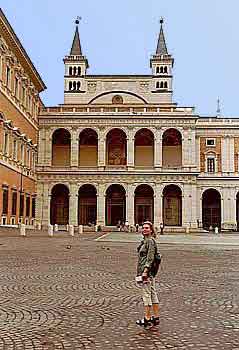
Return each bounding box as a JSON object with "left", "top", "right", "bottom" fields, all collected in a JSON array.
[{"left": 36, "top": 19, "right": 239, "bottom": 232}]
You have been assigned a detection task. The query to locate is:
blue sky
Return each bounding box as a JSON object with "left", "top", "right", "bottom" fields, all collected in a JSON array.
[{"left": 1, "top": 1, "right": 239, "bottom": 116}]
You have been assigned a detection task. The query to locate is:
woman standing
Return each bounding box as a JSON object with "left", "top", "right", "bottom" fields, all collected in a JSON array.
[{"left": 136, "top": 221, "right": 160, "bottom": 328}]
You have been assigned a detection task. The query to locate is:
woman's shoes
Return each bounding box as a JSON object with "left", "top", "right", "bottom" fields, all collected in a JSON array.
[
  {"left": 136, "top": 317, "right": 152, "bottom": 328},
  {"left": 151, "top": 316, "right": 160, "bottom": 326}
]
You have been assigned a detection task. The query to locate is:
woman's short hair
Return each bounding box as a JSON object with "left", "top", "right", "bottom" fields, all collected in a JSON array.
[{"left": 142, "top": 221, "right": 156, "bottom": 238}]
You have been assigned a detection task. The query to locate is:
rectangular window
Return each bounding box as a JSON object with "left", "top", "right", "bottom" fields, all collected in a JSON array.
[
  {"left": 11, "top": 191, "right": 17, "bottom": 215},
  {"left": 14, "top": 77, "right": 19, "bottom": 97},
  {"left": 2, "top": 187, "right": 9, "bottom": 215},
  {"left": 207, "top": 158, "right": 215, "bottom": 173},
  {"left": 3, "top": 133, "right": 8, "bottom": 154},
  {"left": 27, "top": 149, "right": 31, "bottom": 167},
  {"left": 22, "top": 86, "right": 26, "bottom": 105},
  {"left": 13, "top": 139, "right": 17, "bottom": 160},
  {"left": 206, "top": 138, "right": 216, "bottom": 147},
  {"left": 19, "top": 193, "right": 24, "bottom": 217},
  {"left": 21, "top": 144, "right": 24, "bottom": 164},
  {"left": 6, "top": 66, "right": 11, "bottom": 87},
  {"left": 32, "top": 197, "right": 36, "bottom": 218},
  {"left": 26, "top": 196, "right": 30, "bottom": 217}
]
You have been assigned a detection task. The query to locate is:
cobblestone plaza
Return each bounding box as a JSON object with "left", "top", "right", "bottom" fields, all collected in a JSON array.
[{"left": 0, "top": 229, "right": 239, "bottom": 349}]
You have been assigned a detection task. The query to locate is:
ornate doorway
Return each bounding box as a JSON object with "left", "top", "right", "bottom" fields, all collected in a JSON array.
[
  {"left": 106, "top": 184, "right": 126, "bottom": 225},
  {"left": 202, "top": 189, "right": 221, "bottom": 230},
  {"left": 50, "top": 184, "right": 69, "bottom": 225},
  {"left": 78, "top": 184, "right": 97, "bottom": 225},
  {"left": 163, "top": 185, "right": 182, "bottom": 226},
  {"left": 135, "top": 185, "right": 154, "bottom": 224}
]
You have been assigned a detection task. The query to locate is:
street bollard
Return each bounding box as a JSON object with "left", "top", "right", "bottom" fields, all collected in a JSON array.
[
  {"left": 66, "top": 224, "right": 69, "bottom": 232},
  {"left": 78, "top": 225, "right": 83, "bottom": 234},
  {"left": 48, "top": 224, "right": 53, "bottom": 237},
  {"left": 20, "top": 223, "right": 26, "bottom": 237},
  {"left": 54, "top": 224, "right": 58, "bottom": 232},
  {"left": 95, "top": 225, "right": 98, "bottom": 232},
  {"left": 37, "top": 222, "right": 41, "bottom": 230},
  {"left": 185, "top": 225, "right": 190, "bottom": 234},
  {"left": 215, "top": 226, "right": 219, "bottom": 234},
  {"left": 69, "top": 225, "right": 74, "bottom": 236}
]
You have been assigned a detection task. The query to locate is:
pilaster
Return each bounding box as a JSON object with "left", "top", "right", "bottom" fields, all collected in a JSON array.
[
  {"left": 69, "top": 183, "right": 78, "bottom": 226},
  {"left": 97, "top": 183, "right": 105, "bottom": 226}
]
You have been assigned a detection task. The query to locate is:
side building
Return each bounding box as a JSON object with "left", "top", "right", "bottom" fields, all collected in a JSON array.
[
  {"left": 37, "top": 20, "right": 239, "bottom": 232},
  {"left": 0, "top": 9, "right": 46, "bottom": 227}
]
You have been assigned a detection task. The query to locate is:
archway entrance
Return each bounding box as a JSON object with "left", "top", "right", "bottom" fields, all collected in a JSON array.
[
  {"left": 52, "top": 129, "right": 71, "bottom": 166},
  {"left": 134, "top": 129, "right": 154, "bottom": 167},
  {"left": 106, "top": 129, "right": 127, "bottom": 166},
  {"left": 50, "top": 184, "right": 69, "bottom": 225},
  {"left": 163, "top": 185, "right": 182, "bottom": 226},
  {"left": 79, "top": 129, "right": 98, "bottom": 166},
  {"left": 78, "top": 185, "right": 97, "bottom": 225},
  {"left": 162, "top": 128, "right": 182, "bottom": 167},
  {"left": 135, "top": 185, "right": 154, "bottom": 224},
  {"left": 202, "top": 189, "right": 221, "bottom": 230},
  {"left": 106, "top": 184, "right": 126, "bottom": 225}
]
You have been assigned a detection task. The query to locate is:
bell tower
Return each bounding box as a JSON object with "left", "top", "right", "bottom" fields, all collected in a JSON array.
[
  {"left": 63, "top": 17, "right": 89, "bottom": 98},
  {"left": 150, "top": 19, "right": 174, "bottom": 98}
]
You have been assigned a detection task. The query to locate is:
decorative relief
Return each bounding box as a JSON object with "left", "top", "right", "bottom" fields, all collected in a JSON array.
[
  {"left": 87, "top": 82, "right": 97, "bottom": 93},
  {"left": 139, "top": 81, "right": 149, "bottom": 91}
]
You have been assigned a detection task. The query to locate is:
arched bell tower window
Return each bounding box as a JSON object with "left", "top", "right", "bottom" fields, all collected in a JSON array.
[
  {"left": 160, "top": 66, "right": 164, "bottom": 73},
  {"left": 69, "top": 67, "right": 73, "bottom": 76},
  {"left": 164, "top": 81, "right": 168, "bottom": 89},
  {"left": 77, "top": 81, "right": 81, "bottom": 90},
  {"left": 78, "top": 67, "right": 81, "bottom": 75},
  {"left": 73, "top": 81, "right": 77, "bottom": 90},
  {"left": 156, "top": 82, "right": 160, "bottom": 89},
  {"left": 156, "top": 67, "right": 160, "bottom": 74},
  {"left": 69, "top": 81, "right": 73, "bottom": 90},
  {"left": 73, "top": 66, "right": 77, "bottom": 75},
  {"left": 160, "top": 81, "right": 164, "bottom": 88},
  {"left": 164, "top": 66, "right": 168, "bottom": 73}
]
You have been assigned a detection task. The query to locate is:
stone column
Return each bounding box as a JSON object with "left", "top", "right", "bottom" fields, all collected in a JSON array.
[
  {"left": 69, "top": 183, "right": 78, "bottom": 226},
  {"left": 154, "top": 183, "right": 162, "bottom": 228},
  {"left": 127, "top": 184, "right": 135, "bottom": 226},
  {"left": 182, "top": 128, "right": 189, "bottom": 169},
  {"left": 127, "top": 128, "right": 135, "bottom": 169},
  {"left": 45, "top": 128, "right": 52, "bottom": 166},
  {"left": 195, "top": 135, "right": 200, "bottom": 171},
  {"left": 154, "top": 128, "right": 162, "bottom": 169},
  {"left": 41, "top": 183, "right": 50, "bottom": 228},
  {"left": 37, "top": 128, "right": 45, "bottom": 166},
  {"left": 71, "top": 128, "right": 79, "bottom": 167},
  {"left": 98, "top": 132, "right": 106, "bottom": 169},
  {"left": 190, "top": 128, "right": 196, "bottom": 168},
  {"left": 222, "top": 187, "right": 237, "bottom": 230},
  {"left": 36, "top": 182, "right": 43, "bottom": 225},
  {"left": 97, "top": 184, "right": 105, "bottom": 226}
]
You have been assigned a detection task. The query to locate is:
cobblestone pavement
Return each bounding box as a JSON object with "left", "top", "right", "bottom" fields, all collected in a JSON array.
[{"left": 0, "top": 229, "right": 239, "bottom": 349}]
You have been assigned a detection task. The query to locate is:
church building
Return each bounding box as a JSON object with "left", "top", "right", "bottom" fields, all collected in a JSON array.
[{"left": 37, "top": 19, "right": 239, "bottom": 232}]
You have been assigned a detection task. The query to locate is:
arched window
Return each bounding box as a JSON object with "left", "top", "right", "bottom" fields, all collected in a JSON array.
[
  {"left": 164, "top": 66, "right": 168, "bottom": 73},
  {"left": 69, "top": 81, "right": 72, "bottom": 91},
  {"left": 164, "top": 81, "right": 168, "bottom": 89},
  {"left": 156, "top": 82, "right": 160, "bottom": 89},
  {"left": 160, "top": 66, "right": 164, "bottom": 73},
  {"left": 69, "top": 67, "right": 73, "bottom": 76},
  {"left": 156, "top": 67, "right": 160, "bottom": 74},
  {"left": 206, "top": 153, "right": 216, "bottom": 173},
  {"left": 73, "top": 81, "right": 77, "bottom": 90},
  {"left": 160, "top": 81, "right": 164, "bottom": 88},
  {"left": 77, "top": 81, "right": 81, "bottom": 90},
  {"left": 78, "top": 67, "right": 81, "bottom": 75},
  {"left": 73, "top": 66, "right": 77, "bottom": 75}
]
